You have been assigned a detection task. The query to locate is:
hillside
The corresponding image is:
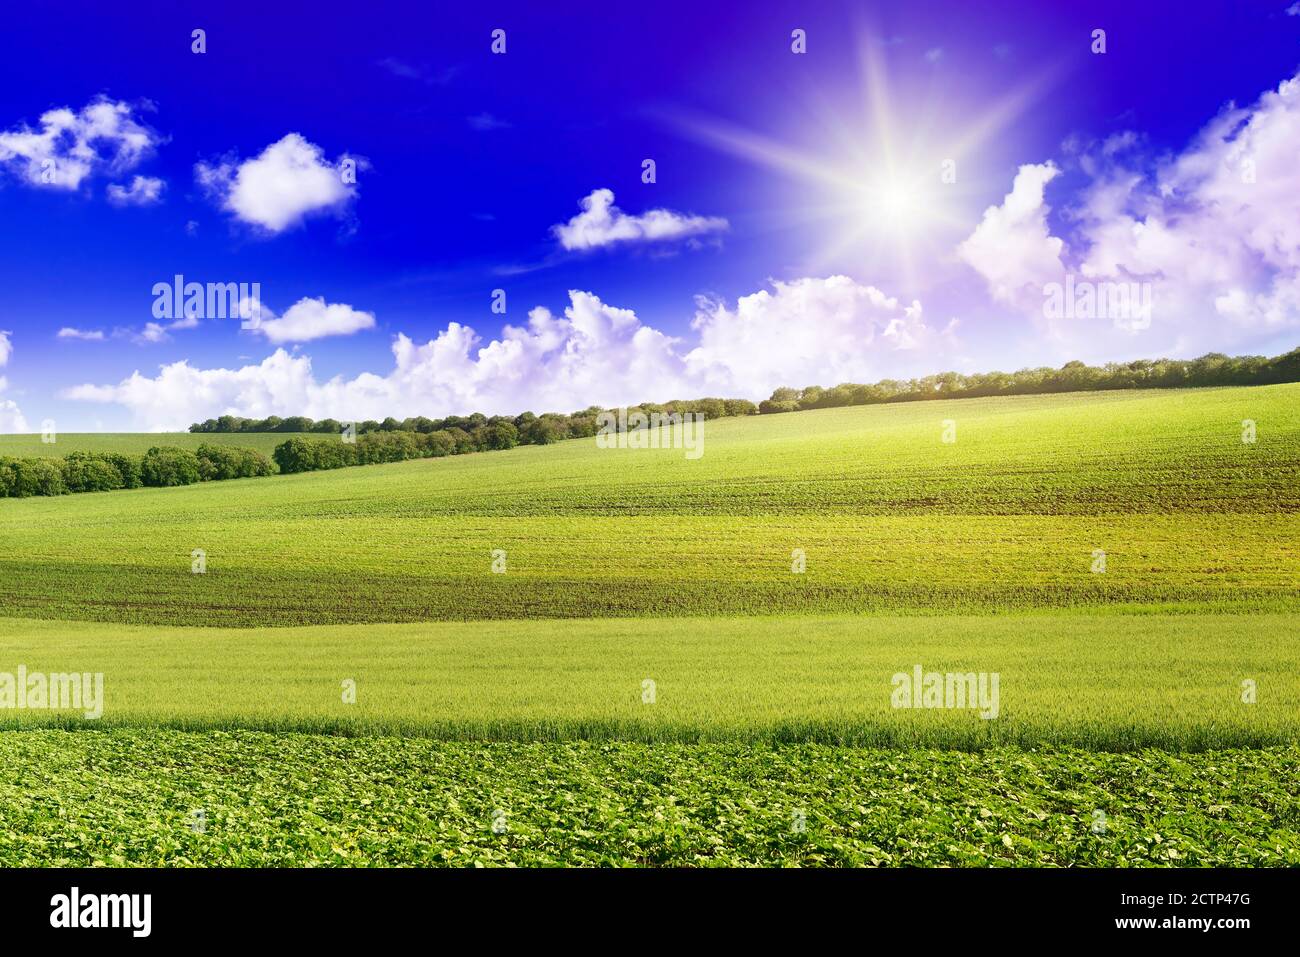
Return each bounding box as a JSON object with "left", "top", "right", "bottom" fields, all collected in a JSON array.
[{"left": 1, "top": 385, "right": 1296, "bottom": 625}]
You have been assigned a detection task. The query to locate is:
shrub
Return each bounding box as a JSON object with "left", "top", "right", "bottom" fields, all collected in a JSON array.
[
  {"left": 3, "top": 458, "right": 67, "bottom": 496},
  {"left": 141, "top": 447, "right": 202, "bottom": 487},
  {"left": 61, "top": 453, "right": 125, "bottom": 493},
  {"left": 196, "top": 444, "right": 274, "bottom": 481},
  {"left": 98, "top": 452, "right": 143, "bottom": 488},
  {"left": 273, "top": 438, "right": 319, "bottom": 474}
]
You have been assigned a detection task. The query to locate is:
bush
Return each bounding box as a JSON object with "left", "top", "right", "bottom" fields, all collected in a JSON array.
[
  {"left": 2, "top": 458, "right": 67, "bottom": 496},
  {"left": 61, "top": 453, "right": 125, "bottom": 493},
  {"left": 274, "top": 438, "right": 319, "bottom": 474},
  {"left": 99, "top": 452, "right": 143, "bottom": 488},
  {"left": 196, "top": 444, "right": 274, "bottom": 481},
  {"left": 141, "top": 447, "right": 202, "bottom": 487}
]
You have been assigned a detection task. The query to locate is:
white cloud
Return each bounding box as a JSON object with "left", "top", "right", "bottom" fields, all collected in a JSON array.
[
  {"left": 1288, "top": 3, "right": 1300, "bottom": 16},
  {"left": 956, "top": 162, "right": 1065, "bottom": 309},
  {"left": 0, "top": 398, "right": 26, "bottom": 434},
  {"left": 0, "top": 333, "right": 26, "bottom": 433},
  {"left": 0, "top": 97, "right": 160, "bottom": 192},
  {"left": 63, "top": 278, "right": 956, "bottom": 429},
  {"left": 924, "top": 47, "right": 945, "bottom": 63},
  {"left": 138, "top": 322, "right": 170, "bottom": 344},
  {"left": 126, "top": 315, "right": 198, "bottom": 345},
  {"left": 553, "top": 188, "right": 728, "bottom": 251},
  {"left": 57, "top": 327, "right": 105, "bottom": 341},
  {"left": 958, "top": 71, "right": 1300, "bottom": 355},
  {"left": 106, "top": 174, "right": 165, "bottom": 206},
  {"left": 250, "top": 297, "right": 376, "bottom": 344},
  {"left": 684, "top": 276, "right": 957, "bottom": 395},
  {"left": 196, "top": 133, "right": 356, "bottom": 233}
]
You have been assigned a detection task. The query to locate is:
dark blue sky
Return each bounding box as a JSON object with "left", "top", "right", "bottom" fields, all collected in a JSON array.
[{"left": 2, "top": 0, "right": 1298, "bottom": 429}]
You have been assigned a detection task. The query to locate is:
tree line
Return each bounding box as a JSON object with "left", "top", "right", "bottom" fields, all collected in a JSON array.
[
  {"left": 189, "top": 398, "right": 761, "bottom": 438},
  {"left": 188, "top": 348, "right": 1300, "bottom": 433},
  {"left": 7, "top": 347, "right": 1297, "bottom": 497},
  {"left": 757, "top": 348, "right": 1300, "bottom": 414}
]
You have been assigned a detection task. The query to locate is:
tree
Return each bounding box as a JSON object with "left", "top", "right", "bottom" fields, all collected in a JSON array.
[
  {"left": 520, "top": 417, "right": 564, "bottom": 445},
  {"left": 479, "top": 421, "right": 519, "bottom": 450}
]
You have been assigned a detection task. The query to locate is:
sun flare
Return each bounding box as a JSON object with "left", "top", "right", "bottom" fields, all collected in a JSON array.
[{"left": 669, "top": 31, "right": 1062, "bottom": 291}]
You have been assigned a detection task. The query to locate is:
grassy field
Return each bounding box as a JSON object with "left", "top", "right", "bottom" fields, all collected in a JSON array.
[
  {"left": 0, "top": 614, "right": 1293, "bottom": 749},
  {"left": 0, "top": 385, "right": 1296, "bottom": 865},
  {"left": 0, "top": 430, "right": 328, "bottom": 458},
  {"left": 1, "top": 385, "right": 1297, "bottom": 626}
]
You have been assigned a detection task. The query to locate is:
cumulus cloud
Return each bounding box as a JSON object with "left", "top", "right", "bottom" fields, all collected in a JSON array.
[
  {"left": 57, "top": 327, "right": 105, "bottom": 341},
  {"left": 63, "top": 278, "right": 956, "bottom": 429},
  {"left": 0, "top": 398, "right": 26, "bottom": 434},
  {"left": 959, "top": 71, "right": 1300, "bottom": 354},
  {"left": 957, "top": 162, "right": 1065, "bottom": 309},
  {"left": 0, "top": 96, "right": 160, "bottom": 192},
  {"left": 195, "top": 133, "right": 357, "bottom": 233},
  {"left": 250, "top": 297, "right": 376, "bottom": 344},
  {"left": 684, "top": 276, "right": 957, "bottom": 395},
  {"left": 106, "top": 174, "right": 164, "bottom": 206},
  {"left": 0, "top": 332, "right": 27, "bottom": 433},
  {"left": 553, "top": 188, "right": 728, "bottom": 251}
]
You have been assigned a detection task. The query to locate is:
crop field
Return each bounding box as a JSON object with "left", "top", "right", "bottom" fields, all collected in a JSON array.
[
  {"left": 0, "top": 614, "right": 1295, "bottom": 749},
  {"left": 0, "top": 385, "right": 1296, "bottom": 865},
  {"left": 2, "top": 731, "right": 1296, "bottom": 867},
  {"left": 1, "top": 385, "right": 1297, "bottom": 626}
]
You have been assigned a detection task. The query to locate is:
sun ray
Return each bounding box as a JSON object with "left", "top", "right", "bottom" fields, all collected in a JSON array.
[{"left": 663, "top": 28, "right": 1067, "bottom": 294}]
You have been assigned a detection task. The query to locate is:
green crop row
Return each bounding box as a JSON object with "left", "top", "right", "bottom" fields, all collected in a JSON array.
[{"left": 1, "top": 730, "right": 1295, "bottom": 866}]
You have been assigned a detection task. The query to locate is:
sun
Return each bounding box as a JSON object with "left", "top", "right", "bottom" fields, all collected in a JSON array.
[
  {"left": 856, "top": 172, "right": 937, "bottom": 236},
  {"left": 665, "top": 28, "right": 1063, "bottom": 292}
]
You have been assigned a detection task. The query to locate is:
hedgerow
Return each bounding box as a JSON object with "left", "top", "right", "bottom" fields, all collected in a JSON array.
[{"left": 0, "top": 445, "right": 274, "bottom": 498}]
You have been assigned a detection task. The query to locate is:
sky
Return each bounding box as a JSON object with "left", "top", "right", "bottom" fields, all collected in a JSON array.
[{"left": 1, "top": 0, "right": 1299, "bottom": 431}]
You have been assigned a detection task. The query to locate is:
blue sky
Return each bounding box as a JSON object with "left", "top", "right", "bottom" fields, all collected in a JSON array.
[{"left": 2, "top": 0, "right": 1299, "bottom": 430}]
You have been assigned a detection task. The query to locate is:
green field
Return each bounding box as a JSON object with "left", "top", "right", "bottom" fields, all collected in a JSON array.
[
  {"left": 2, "top": 731, "right": 1295, "bottom": 867},
  {"left": 1, "top": 386, "right": 1297, "bottom": 626},
  {"left": 0, "top": 614, "right": 1294, "bottom": 749},
  {"left": 0, "top": 385, "right": 1296, "bottom": 865}
]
